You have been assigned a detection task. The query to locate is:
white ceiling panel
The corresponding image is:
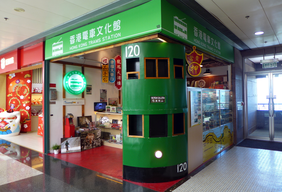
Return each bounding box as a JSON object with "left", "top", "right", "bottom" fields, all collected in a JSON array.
[
  {"left": 66, "top": 0, "right": 117, "bottom": 11},
  {"left": 0, "top": 0, "right": 70, "bottom": 26},
  {"left": 15, "top": 0, "right": 90, "bottom": 19},
  {"left": 195, "top": 0, "right": 249, "bottom": 40}
]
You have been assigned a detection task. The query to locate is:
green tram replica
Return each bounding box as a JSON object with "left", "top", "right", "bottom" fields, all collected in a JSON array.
[{"left": 122, "top": 42, "right": 188, "bottom": 182}]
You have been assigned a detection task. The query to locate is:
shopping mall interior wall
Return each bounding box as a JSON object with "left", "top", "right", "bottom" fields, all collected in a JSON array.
[
  {"left": 65, "top": 65, "right": 83, "bottom": 127},
  {"left": 49, "top": 62, "right": 119, "bottom": 149},
  {"left": 0, "top": 75, "right": 6, "bottom": 108},
  {"left": 232, "top": 48, "right": 244, "bottom": 144},
  {"left": 84, "top": 67, "right": 119, "bottom": 118},
  {"left": 49, "top": 63, "right": 64, "bottom": 147}
]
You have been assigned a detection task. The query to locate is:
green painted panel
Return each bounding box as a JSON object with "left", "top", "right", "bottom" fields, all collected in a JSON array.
[
  {"left": 160, "top": 0, "right": 234, "bottom": 63},
  {"left": 45, "top": 0, "right": 162, "bottom": 60},
  {"left": 122, "top": 114, "right": 188, "bottom": 167},
  {"left": 122, "top": 42, "right": 187, "bottom": 115}
]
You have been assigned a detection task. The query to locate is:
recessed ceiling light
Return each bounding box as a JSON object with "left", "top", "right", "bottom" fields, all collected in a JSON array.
[
  {"left": 14, "top": 8, "right": 25, "bottom": 12},
  {"left": 255, "top": 31, "right": 264, "bottom": 35}
]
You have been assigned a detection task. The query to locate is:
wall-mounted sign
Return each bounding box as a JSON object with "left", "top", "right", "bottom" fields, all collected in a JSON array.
[
  {"left": 101, "top": 57, "right": 109, "bottom": 64},
  {"left": 150, "top": 96, "right": 166, "bottom": 103},
  {"left": 0, "top": 50, "right": 19, "bottom": 74},
  {"left": 109, "top": 59, "right": 116, "bottom": 83},
  {"left": 63, "top": 71, "right": 86, "bottom": 95},
  {"left": 102, "top": 64, "right": 109, "bottom": 83},
  {"left": 115, "top": 55, "right": 122, "bottom": 90},
  {"left": 63, "top": 99, "right": 85, "bottom": 105}
]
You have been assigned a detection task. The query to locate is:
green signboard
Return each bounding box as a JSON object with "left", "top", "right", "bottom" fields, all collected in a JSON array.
[
  {"left": 45, "top": 0, "right": 234, "bottom": 63},
  {"left": 160, "top": 1, "right": 234, "bottom": 63},
  {"left": 45, "top": 0, "right": 162, "bottom": 60},
  {"left": 63, "top": 71, "right": 87, "bottom": 95}
]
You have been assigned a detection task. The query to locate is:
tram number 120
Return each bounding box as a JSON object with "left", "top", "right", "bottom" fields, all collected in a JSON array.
[
  {"left": 177, "top": 162, "right": 187, "bottom": 173},
  {"left": 125, "top": 45, "right": 140, "bottom": 58}
]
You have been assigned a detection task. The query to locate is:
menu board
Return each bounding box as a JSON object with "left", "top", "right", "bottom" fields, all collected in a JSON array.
[{"left": 190, "top": 91, "right": 202, "bottom": 127}]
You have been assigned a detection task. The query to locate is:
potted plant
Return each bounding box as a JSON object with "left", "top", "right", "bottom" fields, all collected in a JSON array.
[{"left": 52, "top": 144, "right": 60, "bottom": 154}]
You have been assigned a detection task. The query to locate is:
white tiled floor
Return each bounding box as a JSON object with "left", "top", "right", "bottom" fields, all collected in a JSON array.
[
  {"left": 0, "top": 132, "right": 43, "bottom": 153},
  {"left": 174, "top": 146, "right": 282, "bottom": 192}
]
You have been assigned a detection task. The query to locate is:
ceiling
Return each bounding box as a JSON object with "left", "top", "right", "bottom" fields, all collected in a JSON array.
[{"left": 1, "top": 0, "right": 281, "bottom": 64}]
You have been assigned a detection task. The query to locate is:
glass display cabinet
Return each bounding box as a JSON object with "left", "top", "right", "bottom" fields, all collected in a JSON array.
[{"left": 202, "top": 89, "right": 220, "bottom": 131}]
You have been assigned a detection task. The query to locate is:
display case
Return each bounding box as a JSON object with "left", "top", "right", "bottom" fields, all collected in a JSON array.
[
  {"left": 202, "top": 89, "right": 220, "bottom": 131},
  {"left": 94, "top": 112, "right": 122, "bottom": 149},
  {"left": 189, "top": 89, "right": 202, "bottom": 127},
  {"left": 219, "top": 90, "right": 233, "bottom": 125}
]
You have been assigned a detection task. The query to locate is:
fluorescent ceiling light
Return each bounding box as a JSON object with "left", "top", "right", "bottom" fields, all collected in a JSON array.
[{"left": 255, "top": 31, "right": 264, "bottom": 35}]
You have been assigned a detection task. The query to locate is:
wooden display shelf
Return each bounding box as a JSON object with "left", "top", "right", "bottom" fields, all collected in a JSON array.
[{"left": 95, "top": 112, "right": 122, "bottom": 115}]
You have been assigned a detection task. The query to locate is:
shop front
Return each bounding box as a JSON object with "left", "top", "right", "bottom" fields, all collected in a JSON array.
[
  {"left": 0, "top": 42, "right": 45, "bottom": 162},
  {"left": 43, "top": 0, "right": 234, "bottom": 184}
]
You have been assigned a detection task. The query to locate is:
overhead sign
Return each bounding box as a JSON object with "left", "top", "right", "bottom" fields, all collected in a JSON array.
[
  {"left": 63, "top": 71, "right": 86, "bottom": 95},
  {"left": 262, "top": 62, "right": 278, "bottom": 69},
  {"left": 0, "top": 50, "right": 19, "bottom": 74},
  {"left": 261, "top": 58, "right": 279, "bottom": 69},
  {"left": 45, "top": 1, "right": 161, "bottom": 60},
  {"left": 115, "top": 55, "right": 122, "bottom": 90},
  {"left": 161, "top": 1, "right": 234, "bottom": 63},
  {"left": 186, "top": 46, "right": 202, "bottom": 77}
]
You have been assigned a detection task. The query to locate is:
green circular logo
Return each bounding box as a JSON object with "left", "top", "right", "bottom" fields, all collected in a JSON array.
[{"left": 63, "top": 71, "right": 87, "bottom": 95}]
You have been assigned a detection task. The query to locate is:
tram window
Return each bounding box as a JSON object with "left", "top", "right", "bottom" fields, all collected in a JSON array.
[
  {"left": 174, "top": 66, "right": 183, "bottom": 79},
  {"left": 173, "top": 113, "right": 185, "bottom": 135},
  {"left": 149, "top": 114, "right": 168, "bottom": 137},
  {"left": 173, "top": 58, "right": 184, "bottom": 79},
  {"left": 158, "top": 59, "right": 169, "bottom": 77},
  {"left": 128, "top": 115, "right": 144, "bottom": 137},
  {"left": 146, "top": 59, "right": 156, "bottom": 77},
  {"left": 145, "top": 58, "right": 169, "bottom": 79},
  {"left": 126, "top": 58, "right": 140, "bottom": 79}
]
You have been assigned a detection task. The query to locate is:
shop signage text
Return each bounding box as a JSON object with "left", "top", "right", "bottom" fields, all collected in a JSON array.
[
  {"left": 45, "top": 0, "right": 161, "bottom": 60},
  {"left": 102, "top": 64, "right": 109, "bottom": 83},
  {"left": 0, "top": 50, "right": 19, "bottom": 74},
  {"left": 161, "top": 0, "right": 234, "bottom": 63},
  {"left": 150, "top": 96, "right": 166, "bottom": 103},
  {"left": 63, "top": 71, "right": 87, "bottom": 95},
  {"left": 115, "top": 55, "right": 122, "bottom": 90},
  {"left": 109, "top": 59, "right": 116, "bottom": 83}
]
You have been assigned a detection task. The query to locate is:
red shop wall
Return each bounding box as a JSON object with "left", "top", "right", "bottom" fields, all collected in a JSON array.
[{"left": 6, "top": 71, "right": 32, "bottom": 132}]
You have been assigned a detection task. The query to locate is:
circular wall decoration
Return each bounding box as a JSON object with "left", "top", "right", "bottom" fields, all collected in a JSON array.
[{"left": 63, "top": 71, "right": 87, "bottom": 95}]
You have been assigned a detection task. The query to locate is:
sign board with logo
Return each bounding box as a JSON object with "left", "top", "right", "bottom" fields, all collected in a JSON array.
[
  {"left": 0, "top": 50, "right": 19, "bottom": 74},
  {"left": 161, "top": 1, "right": 234, "bottom": 63},
  {"left": 45, "top": 1, "right": 162, "bottom": 60},
  {"left": 45, "top": 1, "right": 234, "bottom": 63},
  {"left": 63, "top": 71, "right": 87, "bottom": 95},
  {"left": 115, "top": 55, "right": 122, "bottom": 90}
]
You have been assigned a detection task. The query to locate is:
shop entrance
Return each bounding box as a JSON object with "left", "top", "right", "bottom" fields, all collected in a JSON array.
[{"left": 245, "top": 70, "right": 282, "bottom": 141}]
